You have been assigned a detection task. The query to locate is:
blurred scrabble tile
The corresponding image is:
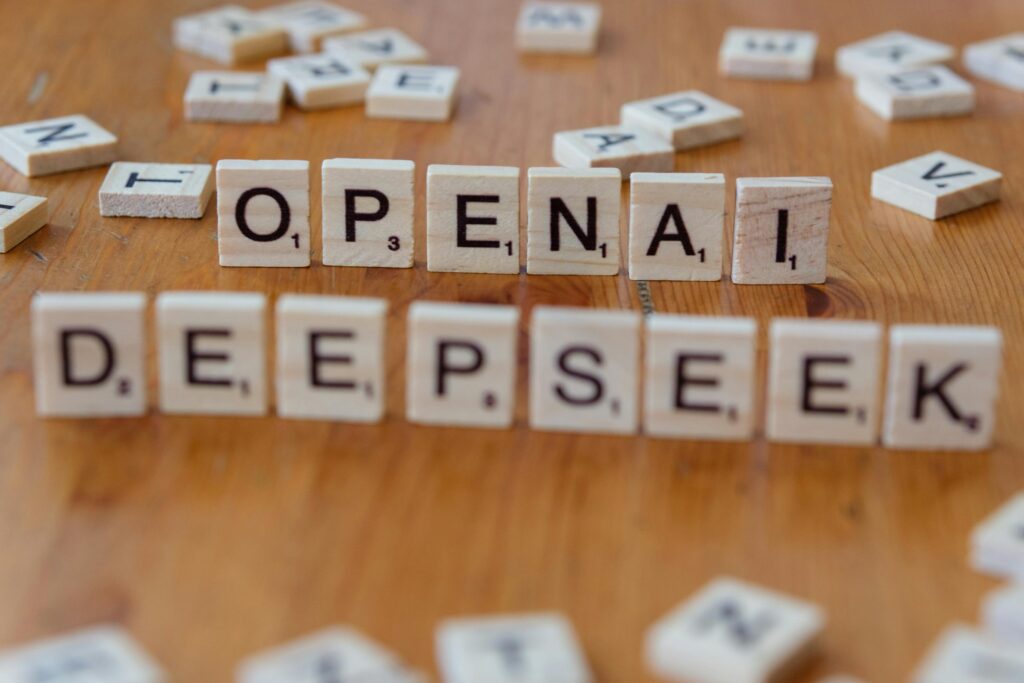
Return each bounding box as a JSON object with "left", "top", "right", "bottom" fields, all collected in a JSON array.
[
  {"left": 217, "top": 160, "right": 310, "bottom": 267},
  {"left": 883, "top": 325, "right": 1002, "bottom": 451},
  {"left": 553, "top": 126, "right": 674, "bottom": 174},
  {"left": 530, "top": 306, "right": 640, "bottom": 435},
  {"left": 0, "top": 114, "right": 117, "bottom": 177},
  {"left": 719, "top": 28, "right": 818, "bottom": 81},
  {"left": 0, "top": 192, "right": 47, "bottom": 252},
  {"left": 515, "top": 1, "right": 602, "bottom": 55},
  {"left": 276, "top": 295, "right": 387, "bottom": 422},
  {"left": 366, "top": 65, "right": 460, "bottom": 121},
  {"left": 98, "top": 162, "right": 213, "bottom": 219},
  {"left": 646, "top": 577, "right": 825, "bottom": 683},
  {"left": 871, "top": 151, "right": 1001, "bottom": 220},
  {"left": 437, "top": 613, "right": 593, "bottom": 683},
  {"left": 257, "top": 1, "right": 367, "bottom": 53},
  {"left": 322, "top": 158, "right": 415, "bottom": 268},
  {"left": 268, "top": 53, "right": 370, "bottom": 109},
  {"left": 912, "top": 624, "right": 1024, "bottom": 683},
  {"left": 32, "top": 292, "right": 147, "bottom": 417},
  {"left": 184, "top": 71, "right": 285, "bottom": 124},
  {"left": 970, "top": 492, "right": 1024, "bottom": 582},
  {"left": 981, "top": 585, "right": 1024, "bottom": 643},
  {"left": 964, "top": 33, "right": 1024, "bottom": 92},
  {"left": 816, "top": 677, "right": 866, "bottom": 683},
  {"left": 173, "top": 4, "right": 288, "bottom": 65},
  {"left": 620, "top": 90, "right": 743, "bottom": 151},
  {"left": 526, "top": 167, "right": 621, "bottom": 275},
  {"left": 324, "top": 28, "right": 428, "bottom": 71},
  {"left": 836, "top": 30, "right": 955, "bottom": 78},
  {"left": 407, "top": 302, "right": 519, "bottom": 428},
  {"left": 731, "top": 177, "right": 832, "bottom": 285},
  {"left": 855, "top": 65, "right": 974, "bottom": 120},
  {"left": 426, "top": 165, "right": 520, "bottom": 274},
  {"left": 0, "top": 625, "right": 163, "bottom": 683},
  {"left": 628, "top": 172, "right": 725, "bottom": 282}
]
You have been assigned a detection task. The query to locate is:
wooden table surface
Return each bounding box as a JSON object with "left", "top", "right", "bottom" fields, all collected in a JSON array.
[{"left": 1, "top": 0, "right": 1023, "bottom": 680}]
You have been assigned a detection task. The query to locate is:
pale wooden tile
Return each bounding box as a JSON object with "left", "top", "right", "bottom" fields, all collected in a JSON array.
[
  {"left": 516, "top": 1, "right": 601, "bottom": 54},
  {"left": 620, "top": 90, "right": 744, "bottom": 151},
  {"left": 981, "top": 585, "right": 1024, "bottom": 644},
  {"left": 366, "top": 65, "right": 460, "bottom": 122},
  {"left": 553, "top": 126, "right": 674, "bottom": 174},
  {"left": 719, "top": 28, "right": 818, "bottom": 81},
  {"left": 871, "top": 151, "right": 1001, "bottom": 220},
  {"left": 98, "top": 162, "right": 213, "bottom": 219},
  {"left": 855, "top": 65, "right": 974, "bottom": 121},
  {"left": 816, "top": 677, "right": 866, "bottom": 683},
  {"left": 964, "top": 33, "right": 1024, "bottom": 92},
  {"left": 970, "top": 492, "right": 1024, "bottom": 582},
  {"left": 323, "top": 28, "right": 429, "bottom": 71},
  {"left": 268, "top": 53, "right": 370, "bottom": 110},
  {"left": 911, "top": 624, "right": 1024, "bottom": 683},
  {"left": 836, "top": 31, "right": 955, "bottom": 78},
  {"left": 0, "top": 114, "right": 117, "bottom": 177},
  {"left": 0, "top": 192, "right": 47, "bottom": 252},
  {"left": 184, "top": 71, "right": 285, "bottom": 124},
  {"left": 0, "top": 626, "right": 163, "bottom": 683},
  {"left": 173, "top": 4, "right": 288, "bottom": 65},
  {"left": 257, "top": 1, "right": 367, "bottom": 53}
]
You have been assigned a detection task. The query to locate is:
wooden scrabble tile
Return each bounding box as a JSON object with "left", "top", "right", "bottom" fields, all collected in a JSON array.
[
  {"left": 257, "top": 1, "right": 367, "bottom": 53},
  {"left": 366, "top": 65, "right": 460, "bottom": 122},
  {"left": 184, "top": 71, "right": 285, "bottom": 124},
  {"left": 426, "top": 165, "right": 520, "bottom": 274},
  {"left": 644, "top": 315, "right": 756, "bottom": 441},
  {"left": 323, "top": 28, "right": 429, "bottom": 71},
  {"left": 855, "top": 65, "right": 974, "bottom": 121},
  {"left": 767, "top": 319, "right": 882, "bottom": 446},
  {"left": 267, "top": 53, "right": 370, "bottom": 109},
  {"left": 0, "top": 192, "right": 47, "bottom": 252},
  {"left": 31, "top": 292, "right": 147, "bottom": 418},
  {"left": 98, "top": 162, "right": 213, "bottom": 219},
  {"left": 173, "top": 4, "right": 288, "bottom": 65},
  {"left": 276, "top": 295, "right": 387, "bottom": 422},
  {"left": 156, "top": 291, "right": 267, "bottom": 416},
  {"left": 0, "top": 625, "right": 164, "bottom": 683},
  {"left": 981, "top": 585, "right": 1024, "bottom": 644},
  {"left": 964, "top": 33, "right": 1024, "bottom": 92},
  {"left": 719, "top": 28, "right": 818, "bottom": 81},
  {"left": 515, "top": 2, "right": 602, "bottom": 54},
  {"left": 0, "top": 114, "right": 117, "bottom": 177},
  {"left": 620, "top": 90, "right": 744, "bottom": 151},
  {"left": 628, "top": 172, "right": 725, "bottom": 282},
  {"left": 970, "top": 492, "right": 1024, "bottom": 582},
  {"left": 322, "top": 158, "right": 415, "bottom": 268},
  {"left": 407, "top": 302, "right": 519, "bottom": 428},
  {"left": 437, "top": 613, "right": 593, "bottom": 683},
  {"left": 835, "top": 31, "right": 955, "bottom": 78},
  {"left": 646, "top": 577, "right": 825, "bottom": 683},
  {"left": 911, "top": 625, "right": 1024, "bottom": 683},
  {"left": 883, "top": 325, "right": 1002, "bottom": 451},
  {"left": 553, "top": 126, "right": 674, "bottom": 174},
  {"left": 871, "top": 151, "right": 1002, "bottom": 220},
  {"left": 526, "top": 167, "right": 621, "bottom": 276},
  {"left": 731, "top": 177, "right": 832, "bottom": 285},
  {"left": 217, "top": 160, "right": 310, "bottom": 267},
  {"left": 529, "top": 306, "right": 640, "bottom": 435}
]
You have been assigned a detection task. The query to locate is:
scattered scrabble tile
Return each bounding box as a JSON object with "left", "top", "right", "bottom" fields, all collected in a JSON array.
[
  {"left": 855, "top": 65, "right": 974, "bottom": 121},
  {"left": 437, "top": 613, "right": 593, "bottom": 683},
  {"left": 731, "top": 177, "right": 832, "bottom": 285},
  {"left": 0, "top": 192, "right": 47, "bottom": 253},
  {"left": 628, "top": 172, "right": 725, "bottom": 282},
  {"left": 184, "top": 71, "right": 285, "bottom": 124},
  {"left": 0, "top": 625, "right": 164, "bottom": 683},
  {"left": 836, "top": 31, "right": 955, "bottom": 78},
  {"left": 530, "top": 306, "right": 640, "bottom": 435},
  {"left": 871, "top": 151, "right": 1001, "bottom": 220},
  {"left": 816, "top": 677, "right": 866, "bottom": 683},
  {"left": 366, "top": 65, "right": 460, "bottom": 121},
  {"left": 553, "top": 126, "right": 674, "bottom": 174},
  {"left": 963, "top": 33, "right": 1024, "bottom": 92},
  {"left": 217, "top": 160, "right": 310, "bottom": 267},
  {"left": 276, "top": 295, "right": 387, "bottom": 422},
  {"left": 407, "top": 302, "right": 519, "bottom": 428},
  {"left": 32, "top": 292, "right": 147, "bottom": 417},
  {"left": 324, "top": 28, "right": 429, "bottom": 71},
  {"left": 98, "top": 162, "right": 213, "bottom": 219},
  {"left": 767, "top": 319, "right": 882, "bottom": 446},
  {"left": 267, "top": 53, "right": 370, "bottom": 109},
  {"left": 644, "top": 315, "right": 757, "bottom": 441},
  {"left": 883, "top": 325, "right": 1002, "bottom": 451},
  {"left": 526, "top": 167, "right": 621, "bottom": 276},
  {"left": 912, "top": 624, "right": 1024, "bottom": 683},
  {"left": 322, "top": 158, "right": 415, "bottom": 268},
  {"left": 173, "top": 4, "right": 288, "bottom": 65},
  {"left": 257, "top": 1, "right": 367, "bottom": 53},
  {"left": 981, "top": 585, "right": 1024, "bottom": 644},
  {"left": 719, "top": 28, "right": 818, "bottom": 81},
  {"left": 515, "top": 1, "right": 602, "bottom": 55},
  {"left": 970, "top": 492, "right": 1024, "bottom": 582},
  {"left": 646, "top": 577, "right": 825, "bottom": 683},
  {"left": 156, "top": 291, "right": 267, "bottom": 416},
  {"left": 620, "top": 90, "right": 744, "bottom": 151},
  {"left": 0, "top": 114, "right": 117, "bottom": 177},
  {"left": 426, "top": 165, "right": 520, "bottom": 274}
]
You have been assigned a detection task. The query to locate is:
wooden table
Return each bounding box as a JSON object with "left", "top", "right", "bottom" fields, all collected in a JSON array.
[{"left": 1, "top": 0, "right": 1022, "bottom": 680}]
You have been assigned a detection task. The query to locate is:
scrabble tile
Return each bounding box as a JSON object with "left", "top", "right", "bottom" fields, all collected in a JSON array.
[
  {"left": 620, "top": 90, "right": 744, "bottom": 151},
  {"left": 98, "top": 162, "right": 213, "bottom": 219},
  {"left": 525, "top": 167, "right": 621, "bottom": 276},
  {"left": 257, "top": 1, "right": 367, "bottom": 53},
  {"left": 981, "top": 585, "right": 1024, "bottom": 643},
  {"left": 970, "top": 492, "right": 1024, "bottom": 582},
  {"left": 883, "top": 325, "right": 1002, "bottom": 451},
  {"left": 0, "top": 114, "right": 117, "bottom": 177},
  {"left": 324, "top": 28, "right": 429, "bottom": 71},
  {"left": 816, "top": 677, "right": 866, "bottom": 683},
  {"left": 173, "top": 4, "right": 288, "bottom": 65},
  {"left": 964, "top": 33, "right": 1024, "bottom": 92},
  {"left": 322, "top": 158, "right": 415, "bottom": 268},
  {"left": 366, "top": 65, "right": 460, "bottom": 122},
  {"left": 437, "top": 613, "right": 593, "bottom": 683},
  {"left": 719, "top": 28, "right": 818, "bottom": 81},
  {"left": 553, "top": 126, "right": 674, "bottom": 174},
  {"left": 0, "top": 192, "right": 47, "bottom": 252},
  {"left": 836, "top": 31, "right": 955, "bottom": 78},
  {"left": 217, "top": 160, "right": 310, "bottom": 267},
  {"left": 731, "top": 177, "right": 832, "bottom": 285},
  {"left": 855, "top": 65, "right": 974, "bottom": 121},
  {"left": 184, "top": 71, "right": 285, "bottom": 124},
  {"left": 529, "top": 306, "right": 640, "bottom": 435},
  {"left": 31, "top": 293, "right": 147, "bottom": 418},
  {"left": 767, "top": 319, "right": 882, "bottom": 446},
  {"left": 426, "top": 165, "right": 520, "bottom": 274},
  {"left": 628, "top": 173, "right": 725, "bottom": 282},
  {"left": 871, "top": 151, "right": 1002, "bottom": 220},
  {"left": 646, "top": 577, "right": 825, "bottom": 683},
  {"left": 912, "top": 624, "right": 1024, "bottom": 683},
  {"left": 407, "top": 302, "right": 519, "bottom": 429},
  {"left": 516, "top": 1, "right": 601, "bottom": 54},
  {"left": 267, "top": 53, "right": 370, "bottom": 109},
  {"left": 0, "top": 625, "right": 164, "bottom": 683},
  {"left": 157, "top": 292, "right": 267, "bottom": 416},
  {"left": 276, "top": 295, "right": 387, "bottom": 422},
  {"left": 644, "top": 315, "right": 756, "bottom": 441}
]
